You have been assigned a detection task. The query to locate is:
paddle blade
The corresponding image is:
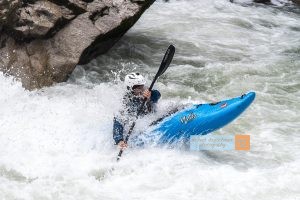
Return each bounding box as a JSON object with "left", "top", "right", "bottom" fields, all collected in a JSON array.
[{"left": 157, "top": 45, "right": 175, "bottom": 77}]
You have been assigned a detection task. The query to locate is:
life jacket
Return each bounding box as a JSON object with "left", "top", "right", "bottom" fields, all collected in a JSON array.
[{"left": 112, "top": 90, "right": 161, "bottom": 144}]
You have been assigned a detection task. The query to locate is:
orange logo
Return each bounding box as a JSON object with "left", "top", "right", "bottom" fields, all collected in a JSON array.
[{"left": 235, "top": 135, "right": 250, "bottom": 150}]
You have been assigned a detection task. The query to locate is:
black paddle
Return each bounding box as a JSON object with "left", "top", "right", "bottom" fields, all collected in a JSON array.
[{"left": 117, "top": 45, "right": 175, "bottom": 161}]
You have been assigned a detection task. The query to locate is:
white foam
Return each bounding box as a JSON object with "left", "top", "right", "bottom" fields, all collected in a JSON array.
[{"left": 1, "top": 0, "right": 300, "bottom": 199}]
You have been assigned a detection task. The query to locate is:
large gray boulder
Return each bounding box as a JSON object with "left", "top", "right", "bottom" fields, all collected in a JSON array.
[
  {"left": 292, "top": 0, "right": 300, "bottom": 4},
  {"left": 0, "top": 0, "right": 155, "bottom": 89}
]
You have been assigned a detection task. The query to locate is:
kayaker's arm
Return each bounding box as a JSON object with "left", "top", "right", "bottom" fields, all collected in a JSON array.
[
  {"left": 150, "top": 90, "right": 161, "bottom": 103},
  {"left": 113, "top": 90, "right": 160, "bottom": 144},
  {"left": 113, "top": 117, "right": 124, "bottom": 145},
  {"left": 145, "top": 89, "right": 161, "bottom": 112}
]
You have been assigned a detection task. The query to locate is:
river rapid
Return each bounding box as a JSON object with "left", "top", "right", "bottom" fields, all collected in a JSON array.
[{"left": 1, "top": 0, "right": 300, "bottom": 199}]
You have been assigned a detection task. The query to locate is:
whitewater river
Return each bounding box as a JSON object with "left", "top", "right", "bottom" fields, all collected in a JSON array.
[{"left": 1, "top": 0, "right": 299, "bottom": 199}]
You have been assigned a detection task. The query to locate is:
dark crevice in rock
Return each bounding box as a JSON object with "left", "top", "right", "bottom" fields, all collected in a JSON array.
[
  {"left": 24, "top": 44, "right": 38, "bottom": 88},
  {"left": 2, "top": 26, "right": 25, "bottom": 44},
  {"left": 21, "top": 0, "right": 36, "bottom": 7},
  {"left": 253, "top": 0, "right": 272, "bottom": 5},
  {"left": 22, "top": 0, "right": 37, "bottom": 4},
  {"left": 79, "top": 26, "right": 129, "bottom": 64},
  {"left": 131, "top": 0, "right": 149, "bottom": 6},
  {"left": 36, "top": 9, "right": 53, "bottom": 18},
  {"left": 16, "top": 18, "right": 34, "bottom": 27},
  {"left": 0, "top": 37, "right": 7, "bottom": 48},
  {"left": 89, "top": 6, "right": 110, "bottom": 23},
  {"left": 42, "top": 15, "right": 76, "bottom": 40}
]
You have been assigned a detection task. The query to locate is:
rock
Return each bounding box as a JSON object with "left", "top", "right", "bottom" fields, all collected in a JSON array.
[
  {"left": 292, "top": 0, "right": 300, "bottom": 5},
  {"left": 0, "top": 0, "right": 155, "bottom": 90},
  {"left": 12, "top": 1, "right": 74, "bottom": 39},
  {"left": 0, "top": 0, "right": 21, "bottom": 26}
]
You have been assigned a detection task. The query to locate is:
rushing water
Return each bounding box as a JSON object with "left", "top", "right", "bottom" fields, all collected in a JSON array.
[{"left": 1, "top": 0, "right": 300, "bottom": 199}]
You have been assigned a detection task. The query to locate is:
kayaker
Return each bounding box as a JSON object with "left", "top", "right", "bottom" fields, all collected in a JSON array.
[{"left": 113, "top": 72, "right": 161, "bottom": 149}]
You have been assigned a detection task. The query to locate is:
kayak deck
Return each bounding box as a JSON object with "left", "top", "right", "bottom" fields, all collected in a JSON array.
[{"left": 140, "top": 92, "right": 256, "bottom": 145}]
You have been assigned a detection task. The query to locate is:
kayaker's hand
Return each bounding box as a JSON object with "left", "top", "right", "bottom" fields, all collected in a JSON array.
[
  {"left": 143, "top": 89, "right": 151, "bottom": 100},
  {"left": 118, "top": 140, "right": 128, "bottom": 150}
]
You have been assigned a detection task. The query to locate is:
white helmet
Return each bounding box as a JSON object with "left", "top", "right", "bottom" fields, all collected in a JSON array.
[{"left": 124, "top": 72, "right": 146, "bottom": 89}]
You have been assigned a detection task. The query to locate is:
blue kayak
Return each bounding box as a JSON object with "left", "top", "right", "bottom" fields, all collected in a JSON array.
[{"left": 139, "top": 92, "right": 255, "bottom": 145}]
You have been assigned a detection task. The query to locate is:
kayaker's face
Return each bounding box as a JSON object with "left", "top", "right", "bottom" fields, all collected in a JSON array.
[{"left": 132, "top": 85, "right": 145, "bottom": 96}]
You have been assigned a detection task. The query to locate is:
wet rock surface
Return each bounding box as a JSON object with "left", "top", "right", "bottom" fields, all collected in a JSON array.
[{"left": 0, "top": 0, "right": 155, "bottom": 89}]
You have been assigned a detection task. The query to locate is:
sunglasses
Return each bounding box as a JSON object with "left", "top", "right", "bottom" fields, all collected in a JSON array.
[{"left": 132, "top": 85, "right": 144, "bottom": 90}]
